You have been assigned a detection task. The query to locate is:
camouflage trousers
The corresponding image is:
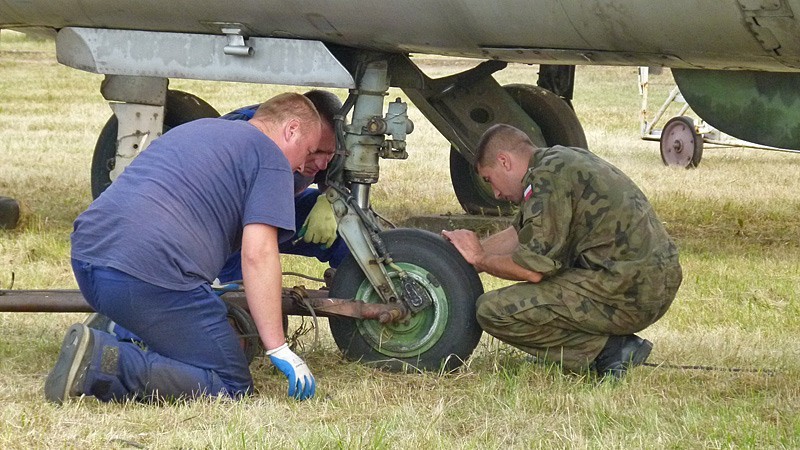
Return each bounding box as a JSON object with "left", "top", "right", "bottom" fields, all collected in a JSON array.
[{"left": 476, "top": 264, "right": 682, "bottom": 372}]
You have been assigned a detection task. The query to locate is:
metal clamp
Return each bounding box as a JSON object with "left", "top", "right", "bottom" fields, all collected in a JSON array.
[{"left": 222, "top": 28, "right": 254, "bottom": 57}]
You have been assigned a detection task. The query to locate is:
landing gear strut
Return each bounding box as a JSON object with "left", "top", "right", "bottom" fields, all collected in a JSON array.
[{"left": 320, "top": 55, "right": 485, "bottom": 370}]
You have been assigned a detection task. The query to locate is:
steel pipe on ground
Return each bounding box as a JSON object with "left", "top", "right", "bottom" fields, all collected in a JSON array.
[{"left": 0, "top": 288, "right": 406, "bottom": 323}]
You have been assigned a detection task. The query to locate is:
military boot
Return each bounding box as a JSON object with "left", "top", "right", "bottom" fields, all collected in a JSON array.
[{"left": 592, "top": 334, "right": 653, "bottom": 380}]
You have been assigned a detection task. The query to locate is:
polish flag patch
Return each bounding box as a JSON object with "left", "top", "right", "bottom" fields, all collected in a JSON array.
[{"left": 524, "top": 184, "right": 533, "bottom": 201}]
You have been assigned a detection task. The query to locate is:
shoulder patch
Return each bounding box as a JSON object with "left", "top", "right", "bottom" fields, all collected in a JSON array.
[{"left": 524, "top": 184, "right": 533, "bottom": 201}]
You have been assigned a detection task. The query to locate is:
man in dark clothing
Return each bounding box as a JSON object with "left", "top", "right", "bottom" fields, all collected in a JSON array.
[{"left": 443, "top": 124, "right": 682, "bottom": 379}]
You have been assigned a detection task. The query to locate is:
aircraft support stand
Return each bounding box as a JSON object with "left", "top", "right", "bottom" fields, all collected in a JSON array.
[{"left": 100, "top": 75, "right": 167, "bottom": 179}]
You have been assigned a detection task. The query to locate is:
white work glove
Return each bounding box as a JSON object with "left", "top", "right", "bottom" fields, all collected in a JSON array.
[
  {"left": 299, "top": 194, "right": 338, "bottom": 248},
  {"left": 266, "top": 343, "right": 316, "bottom": 400}
]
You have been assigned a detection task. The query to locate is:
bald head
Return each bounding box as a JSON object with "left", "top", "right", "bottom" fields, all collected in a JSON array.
[
  {"left": 249, "top": 93, "right": 322, "bottom": 172},
  {"left": 252, "top": 92, "right": 321, "bottom": 137}
]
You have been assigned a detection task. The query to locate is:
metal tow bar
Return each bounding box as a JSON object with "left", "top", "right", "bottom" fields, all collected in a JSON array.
[{"left": 0, "top": 287, "right": 407, "bottom": 324}]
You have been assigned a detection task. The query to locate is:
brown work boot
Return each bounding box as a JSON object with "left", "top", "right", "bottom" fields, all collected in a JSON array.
[{"left": 592, "top": 334, "right": 653, "bottom": 380}]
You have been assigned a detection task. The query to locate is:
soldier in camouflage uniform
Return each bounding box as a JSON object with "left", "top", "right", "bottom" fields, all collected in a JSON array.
[{"left": 443, "top": 124, "right": 681, "bottom": 379}]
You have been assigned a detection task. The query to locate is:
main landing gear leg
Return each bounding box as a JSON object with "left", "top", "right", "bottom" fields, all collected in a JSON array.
[{"left": 325, "top": 55, "right": 484, "bottom": 371}]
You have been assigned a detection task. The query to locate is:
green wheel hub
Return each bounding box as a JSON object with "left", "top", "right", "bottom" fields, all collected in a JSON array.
[{"left": 354, "top": 263, "right": 448, "bottom": 357}]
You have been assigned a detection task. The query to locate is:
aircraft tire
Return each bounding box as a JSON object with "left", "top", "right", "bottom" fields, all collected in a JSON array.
[
  {"left": 328, "top": 228, "right": 484, "bottom": 372},
  {"left": 450, "top": 83, "right": 587, "bottom": 216},
  {"left": 90, "top": 90, "right": 219, "bottom": 199},
  {"left": 504, "top": 83, "right": 588, "bottom": 150},
  {"left": 0, "top": 196, "right": 20, "bottom": 230}
]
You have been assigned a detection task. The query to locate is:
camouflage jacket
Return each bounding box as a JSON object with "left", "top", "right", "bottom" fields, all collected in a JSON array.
[{"left": 511, "top": 146, "right": 680, "bottom": 303}]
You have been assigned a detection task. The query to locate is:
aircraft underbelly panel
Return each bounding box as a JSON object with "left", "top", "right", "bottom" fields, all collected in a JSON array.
[
  {"left": 55, "top": 27, "right": 355, "bottom": 88},
  {"left": 1, "top": 0, "right": 800, "bottom": 70}
]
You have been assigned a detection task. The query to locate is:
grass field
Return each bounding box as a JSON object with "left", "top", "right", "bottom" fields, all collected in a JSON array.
[{"left": 1, "top": 30, "right": 799, "bottom": 448}]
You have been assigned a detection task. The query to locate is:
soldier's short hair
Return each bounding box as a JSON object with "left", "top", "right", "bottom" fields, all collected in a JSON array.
[{"left": 475, "top": 124, "right": 536, "bottom": 167}]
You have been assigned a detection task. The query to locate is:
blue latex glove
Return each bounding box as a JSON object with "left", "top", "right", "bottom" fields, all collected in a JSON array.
[{"left": 266, "top": 343, "right": 316, "bottom": 400}]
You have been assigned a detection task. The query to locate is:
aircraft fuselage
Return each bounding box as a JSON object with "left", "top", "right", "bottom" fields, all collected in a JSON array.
[{"left": 2, "top": 0, "right": 799, "bottom": 72}]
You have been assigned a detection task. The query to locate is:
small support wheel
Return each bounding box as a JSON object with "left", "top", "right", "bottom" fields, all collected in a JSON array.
[{"left": 660, "top": 116, "right": 703, "bottom": 168}]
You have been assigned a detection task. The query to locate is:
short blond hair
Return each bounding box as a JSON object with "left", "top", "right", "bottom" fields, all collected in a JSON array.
[
  {"left": 252, "top": 92, "right": 321, "bottom": 136},
  {"left": 475, "top": 124, "right": 536, "bottom": 167}
]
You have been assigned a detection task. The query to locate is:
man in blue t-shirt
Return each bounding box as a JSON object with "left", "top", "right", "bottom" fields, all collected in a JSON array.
[
  {"left": 45, "top": 93, "right": 323, "bottom": 404},
  {"left": 216, "top": 89, "right": 349, "bottom": 283}
]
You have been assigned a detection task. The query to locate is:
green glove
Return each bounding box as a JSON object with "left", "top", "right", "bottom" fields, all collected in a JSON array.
[{"left": 300, "top": 194, "right": 338, "bottom": 248}]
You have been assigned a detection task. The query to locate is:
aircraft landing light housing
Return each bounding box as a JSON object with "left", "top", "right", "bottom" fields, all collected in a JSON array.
[{"left": 55, "top": 27, "right": 355, "bottom": 89}]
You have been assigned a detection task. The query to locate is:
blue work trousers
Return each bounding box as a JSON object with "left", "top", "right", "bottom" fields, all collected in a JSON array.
[{"left": 71, "top": 258, "right": 253, "bottom": 402}]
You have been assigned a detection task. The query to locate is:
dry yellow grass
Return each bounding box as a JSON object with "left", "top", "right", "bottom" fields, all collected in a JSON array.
[{"left": 1, "top": 30, "right": 799, "bottom": 448}]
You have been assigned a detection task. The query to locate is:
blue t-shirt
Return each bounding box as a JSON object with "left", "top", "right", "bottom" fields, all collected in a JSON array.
[{"left": 71, "top": 118, "right": 295, "bottom": 290}]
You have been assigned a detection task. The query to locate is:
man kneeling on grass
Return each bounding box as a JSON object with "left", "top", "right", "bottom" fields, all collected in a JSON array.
[
  {"left": 443, "top": 124, "right": 682, "bottom": 379},
  {"left": 45, "top": 93, "right": 323, "bottom": 404}
]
